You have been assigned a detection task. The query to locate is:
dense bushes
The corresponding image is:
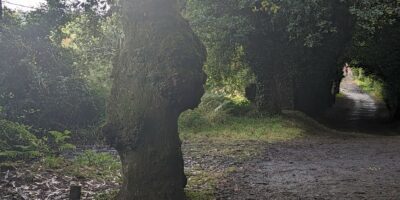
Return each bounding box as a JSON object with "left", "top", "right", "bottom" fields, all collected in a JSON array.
[
  {"left": 0, "top": 118, "right": 80, "bottom": 161},
  {"left": 0, "top": 9, "right": 103, "bottom": 132}
]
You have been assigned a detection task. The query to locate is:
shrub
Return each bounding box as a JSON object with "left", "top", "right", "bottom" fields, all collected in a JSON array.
[
  {"left": 45, "top": 130, "right": 76, "bottom": 155},
  {"left": 74, "top": 150, "right": 120, "bottom": 171},
  {"left": 353, "top": 67, "right": 384, "bottom": 100},
  {"left": 0, "top": 119, "right": 43, "bottom": 161},
  {"left": 42, "top": 156, "right": 66, "bottom": 169}
]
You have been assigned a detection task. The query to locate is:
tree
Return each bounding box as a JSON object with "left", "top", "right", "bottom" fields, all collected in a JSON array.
[
  {"left": 184, "top": 0, "right": 254, "bottom": 96},
  {"left": 184, "top": 0, "right": 353, "bottom": 115},
  {"left": 347, "top": 0, "right": 400, "bottom": 120},
  {"left": 242, "top": 0, "right": 352, "bottom": 114},
  {"left": 347, "top": 0, "right": 400, "bottom": 119},
  {"left": 0, "top": 2, "right": 102, "bottom": 131},
  {"left": 101, "top": 0, "right": 206, "bottom": 199}
]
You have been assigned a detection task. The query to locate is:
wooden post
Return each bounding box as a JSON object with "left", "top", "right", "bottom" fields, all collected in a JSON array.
[{"left": 69, "top": 185, "right": 81, "bottom": 200}]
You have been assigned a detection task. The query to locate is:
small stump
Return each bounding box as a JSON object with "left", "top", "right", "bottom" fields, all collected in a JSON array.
[{"left": 69, "top": 185, "right": 81, "bottom": 200}]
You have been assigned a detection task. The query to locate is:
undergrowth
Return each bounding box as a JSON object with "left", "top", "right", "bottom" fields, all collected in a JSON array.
[
  {"left": 352, "top": 68, "right": 384, "bottom": 101},
  {"left": 0, "top": 120, "right": 44, "bottom": 161},
  {"left": 40, "top": 150, "right": 121, "bottom": 182}
]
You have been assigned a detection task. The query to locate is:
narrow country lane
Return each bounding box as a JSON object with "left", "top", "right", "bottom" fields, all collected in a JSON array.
[{"left": 216, "top": 137, "right": 400, "bottom": 200}]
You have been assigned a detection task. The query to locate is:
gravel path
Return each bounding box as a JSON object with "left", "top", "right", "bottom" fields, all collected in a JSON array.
[
  {"left": 216, "top": 136, "right": 400, "bottom": 200},
  {"left": 214, "top": 75, "right": 400, "bottom": 200}
]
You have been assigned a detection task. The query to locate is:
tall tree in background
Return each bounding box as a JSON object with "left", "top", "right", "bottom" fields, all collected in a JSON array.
[
  {"left": 102, "top": 0, "right": 206, "bottom": 199},
  {"left": 0, "top": 1, "right": 102, "bottom": 131},
  {"left": 185, "top": 0, "right": 352, "bottom": 115},
  {"left": 348, "top": 0, "right": 400, "bottom": 120}
]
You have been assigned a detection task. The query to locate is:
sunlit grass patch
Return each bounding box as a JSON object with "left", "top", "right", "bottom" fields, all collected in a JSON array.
[
  {"left": 352, "top": 68, "right": 384, "bottom": 101},
  {"left": 185, "top": 166, "right": 240, "bottom": 200},
  {"left": 185, "top": 169, "right": 222, "bottom": 200},
  {"left": 180, "top": 115, "right": 305, "bottom": 142}
]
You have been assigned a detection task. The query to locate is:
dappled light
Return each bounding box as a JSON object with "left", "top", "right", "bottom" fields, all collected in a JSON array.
[{"left": 0, "top": 0, "right": 400, "bottom": 200}]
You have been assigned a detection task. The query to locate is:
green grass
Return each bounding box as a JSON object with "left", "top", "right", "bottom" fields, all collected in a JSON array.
[
  {"left": 38, "top": 150, "right": 122, "bottom": 182},
  {"left": 186, "top": 190, "right": 215, "bottom": 200},
  {"left": 180, "top": 115, "right": 305, "bottom": 142},
  {"left": 185, "top": 169, "right": 222, "bottom": 200},
  {"left": 71, "top": 150, "right": 121, "bottom": 181},
  {"left": 336, "top": 92, "right": 345, "bottom": 98}
]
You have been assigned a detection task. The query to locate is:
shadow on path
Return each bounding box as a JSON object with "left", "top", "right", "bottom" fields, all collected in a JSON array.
[{"left": 216, "top": 136, "right": 400, "bottom": 200}]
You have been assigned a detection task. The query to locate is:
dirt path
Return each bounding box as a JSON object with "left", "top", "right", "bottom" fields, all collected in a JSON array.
[
  {"left": 213, "top": 76, "right": 400, "bottom": 199},
  {"left": 215, "top": 136, "right": 400, "bottom": 200},
  {"left": 321, "top": 75, "right": 395, "bottom": 133}
]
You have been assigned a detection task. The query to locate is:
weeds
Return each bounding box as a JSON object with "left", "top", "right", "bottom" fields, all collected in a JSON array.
[
  {"left": 352, "top": 68, "right": 384, "bottom": 100},
  {"left": 181, "top": 115, "right": 304, "bottom": 142}
]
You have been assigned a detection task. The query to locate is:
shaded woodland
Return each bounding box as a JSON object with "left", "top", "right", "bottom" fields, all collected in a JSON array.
[{"left": 0, "top": 0, "right": 400, "bottom": 199}]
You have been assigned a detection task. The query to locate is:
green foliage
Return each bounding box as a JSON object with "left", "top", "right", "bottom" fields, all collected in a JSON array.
[
  {"left": 181, "top": 115, "right": 304, "bottom": 142},
  {"left": 61, "top": 13, "right": 122, "bottom": 97},
  {"left": 349, "top": 0, "right": 399, "bottom": 42},
  {"left": 185, "top": 0, "right": 352, "bottom": 114},
  {"left": 39, "top": 150, "right": 121, "bottom": 181},
  {"left": 0, "top": 120, "right": 43, "bottom": 160},
  {"left": 352, "top": 68, "right": 384, "bottom": 100},
  {"left": 75, "top": 150, "right": 120, "bottom": 171},
  {"left": 348, "top": 2, "right": 400, "bottom": 119},
  {"left": 0, "top": 8, "right": 102, "bottom": 131},
  {"left": 179, "top": 94, "right": 253, "bottom": 131},
  {"left": 184, "top": 1, "right": 254, "bottom": 96},
  {"left": 179, "top": 94, "right": 304, "bottom": 141},
  {"left": 45, "top": 130, "right": 76, "bottom": 154},
  {"left": 41, "top": 155, "right": 66, "bottom": 169},
  {"left": 72, "top": 150, "right": 121, "bottom": 180}
]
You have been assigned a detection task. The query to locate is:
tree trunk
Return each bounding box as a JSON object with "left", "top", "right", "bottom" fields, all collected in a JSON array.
[
  {"left": 102, "top": 0, "right": 206, "bottom": 199},
  {"left": 245, "top": 33, "right": 282, "bottom": 114},
  {"left": 391, "top": 95, "right": 400, "bottom": 121},
  {"left": 255, "top": 74, "right": 281, "bottom": 114}
]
